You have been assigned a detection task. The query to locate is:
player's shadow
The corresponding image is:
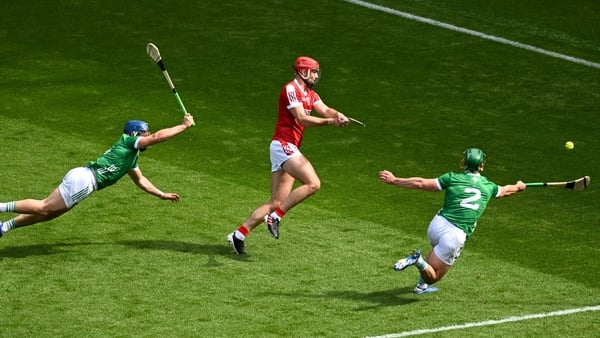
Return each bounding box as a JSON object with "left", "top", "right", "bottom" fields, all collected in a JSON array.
[
  {"left": 118, "top": 239, "right": 230, "bottom": 256},
  {"left": 118, "top": 239, "right": 247, "bottom": 265},
  {"left": 274, "top": 287, "right": 418, "bottom": 311},
  {"left": 0, "top": 240, "right": 245, "bottom": 265},
  {"left": 0, "top": 243, "right": 93, "bottom": 258}
]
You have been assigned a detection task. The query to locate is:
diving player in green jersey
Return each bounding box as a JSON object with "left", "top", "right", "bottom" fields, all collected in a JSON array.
[
  {"left": 379, "top": 148, "right": 526, "bottom": 294},
  {"left": 0, "top": 113, "right": 195, "bottom": 238}
]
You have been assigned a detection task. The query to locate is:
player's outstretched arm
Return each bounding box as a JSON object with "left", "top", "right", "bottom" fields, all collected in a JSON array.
[
  {"left": 137, "top": 114, "right": 194, "bottom": 149},
  {"left": 128, "top": 168, "right": 181, "bottom": 201},
  {"left": 313, "top": 101, "right": 349, "bottom": 127},
  {"left": 498, "top": 180, "right": 526, "bottom": 197},
  {"left": 379, "top": 170, "right": 439, "bottom": 191}
]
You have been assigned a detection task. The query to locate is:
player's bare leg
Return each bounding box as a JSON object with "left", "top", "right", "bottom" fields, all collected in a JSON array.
[
  {"left": 279, "top": 155, "right": 320, "bottom": 211},
  {"left": 394, "top": 248, "right": 450, "bottom": 294},
  {"left": 228, "top": 170, "right": 294, "bottom": 253},
  {"left": 419, "top": 250, "right": 451, "bottom": 284},
  {"left": 414, "top": 250, "right": 451, "bottom": 294},
  {"left": 244, "top": 171, "right": 294, "bottom": 232},
  {"left": 1, "top": 188, "right": 69, "bottom": 237},
  {"left": 14, "top": 188, "right": 69, "bottom": 225},
  {"left": 264, "top": 155, "right": 320, "bottom": 239}
]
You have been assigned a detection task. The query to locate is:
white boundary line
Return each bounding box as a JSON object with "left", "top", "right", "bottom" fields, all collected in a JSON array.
[
  {"left": 342, "top": 0, "right": 600, "bottom": 69},
  {"left": 366, "top": 305, "right": 600, "bottom": 337}
]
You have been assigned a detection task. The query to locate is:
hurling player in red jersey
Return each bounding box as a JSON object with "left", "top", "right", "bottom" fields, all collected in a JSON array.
[{"left": 227, "top": 56, "right": 349, "bottom": 254}]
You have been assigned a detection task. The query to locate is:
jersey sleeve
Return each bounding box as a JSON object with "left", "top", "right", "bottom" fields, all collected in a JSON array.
[
  {"left": 131, "top": 136, "right": 142, "bottom": 150},
  {"left": 493, "top": 183, "right": 501, "bottom": 198},
  {"left": 284, "top": 84, "right": 303, "bottom": 110},
  {"left": 125, "top": 136, "right": 140, "bottom": 168},
  {"left": 437, "top": 172, "right": 452, "bottom": 189}
]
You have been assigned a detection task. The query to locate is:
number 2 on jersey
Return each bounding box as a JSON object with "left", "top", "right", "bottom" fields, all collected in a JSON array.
[{"left": 460, "top": 187, "right": 481, "bottom": 210}]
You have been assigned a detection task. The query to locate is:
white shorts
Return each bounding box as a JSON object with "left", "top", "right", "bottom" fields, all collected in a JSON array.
[
  {"left": 427, "top": 214, "right": 467, "bottom": 266},
  {"left": 269, "top": 140, "right": 302, "bottom": 172},
  {"left": 58, "top": 167, "right": 97, "bottom": 208}
]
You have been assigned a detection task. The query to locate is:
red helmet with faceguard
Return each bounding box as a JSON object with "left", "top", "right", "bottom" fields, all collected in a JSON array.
[
  {"left": 293, "top": 56, "right": 320, "bottom": 72},
  {"left": 293, "top": 56, "right": 321, "bottom": 87}
]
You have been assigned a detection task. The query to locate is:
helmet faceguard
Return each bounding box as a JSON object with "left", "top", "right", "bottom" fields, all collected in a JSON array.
[
  {"left": 461, "top": 148, "right": 486, "bottom": 172},
  {"left": 293, "top": 56, "right": 320, "bottom": 88},
  {"left": 124, "top": 120, "right": 149, "bottom": 136}
]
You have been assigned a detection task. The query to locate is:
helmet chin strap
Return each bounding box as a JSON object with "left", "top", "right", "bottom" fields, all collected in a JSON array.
[
  {"left": 294, "top": 67, "right": 315, "bottom": 88},
  {"left": 301, "top": 77, "right": 314, "bottom": 88},
  {"left": 297, "top": 71, "right": 315, "bottom": 88}
]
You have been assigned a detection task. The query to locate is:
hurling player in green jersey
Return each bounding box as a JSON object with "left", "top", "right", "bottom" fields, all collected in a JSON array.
[
  {"left": 0, "top": 114, "right": 194, "bottom": 238},
  {"left": 379, "top": 148, "right": 526, "bottom": 294}
]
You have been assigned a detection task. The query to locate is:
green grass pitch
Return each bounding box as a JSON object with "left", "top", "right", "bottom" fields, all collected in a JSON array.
[{"left": 0, "top": 1, "right": 598, "bottom": 337}]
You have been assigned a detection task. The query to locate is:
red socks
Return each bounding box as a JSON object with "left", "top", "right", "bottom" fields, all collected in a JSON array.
[
  {"left": 273, "top": 207, "right": 285, "bottom": 219},
  {"left": 235, "top": 225, "right": 249, "bottom": 240}
]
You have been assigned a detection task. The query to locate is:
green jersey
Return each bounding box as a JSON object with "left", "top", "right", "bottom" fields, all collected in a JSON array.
[
  {"left": 87, "top": 134, "right": 141, "bottom": 190},
  {"left": 437, "top": 171, "right": 499, "bottom": 237}
]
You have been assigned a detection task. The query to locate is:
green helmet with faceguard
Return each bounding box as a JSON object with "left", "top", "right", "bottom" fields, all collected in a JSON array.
[{"left": 462, "top": 148, "right": 486, "bottom": 172}]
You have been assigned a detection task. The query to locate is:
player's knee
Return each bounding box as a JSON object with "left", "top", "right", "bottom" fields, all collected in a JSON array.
[
  {"left": 40, "top": 207, "right": 61, "bottom": 218},
  {"left": 27, "top": 203, "right": 48, "bottom": 216},
  {"left": 307, "top": 180, "right": 321, "bottom": 194},
  {"left": 427, "top": 266, "right": 449, "bottom": 284},
  {"left": 40, "top": 201, "right": 67, "bottom": 220}
]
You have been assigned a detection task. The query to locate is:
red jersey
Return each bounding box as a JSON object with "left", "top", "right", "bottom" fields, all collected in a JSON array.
[{"left": 272, "top": 79, "right": 322, "bottom": 147}]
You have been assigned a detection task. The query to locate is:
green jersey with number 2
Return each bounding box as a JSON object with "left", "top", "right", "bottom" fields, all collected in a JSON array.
[{"left": 437, "top": 172, "right": 499, "bottom": 238}]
